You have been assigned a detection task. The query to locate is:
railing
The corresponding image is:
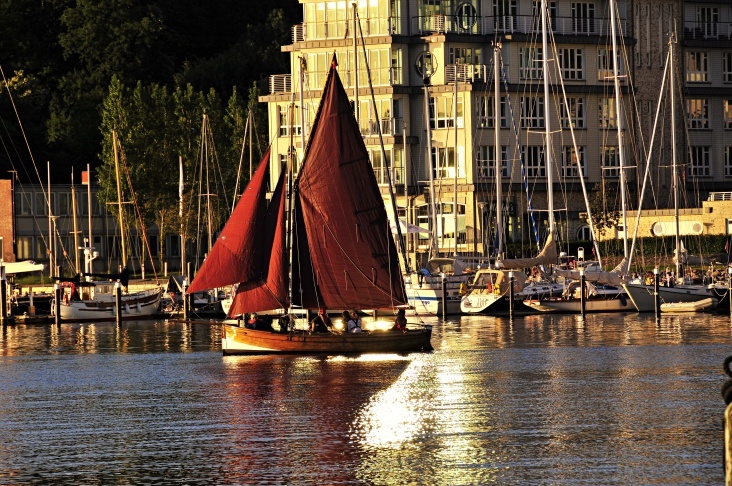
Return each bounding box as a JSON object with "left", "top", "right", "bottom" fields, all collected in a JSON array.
[
  {"left": 708, "top": 192, "right": 732, "bottom": 201},
  {"left": 446, "top": 64, "right": 487, "bottom": 83},
  {"left": 684, "top": 21, "right": 732, "bottom": 40},
  {"left": 269, "top": 74, "right": 291, "bottom": 94},
  {"left": 360, "top": 117, "right": 402, "bottom": 137},
  {"left": 412, "top": 14, "right": 625, "bottom": 37},
  {"left": 291, "top": 17, "right": 396, "bottom": 42}
]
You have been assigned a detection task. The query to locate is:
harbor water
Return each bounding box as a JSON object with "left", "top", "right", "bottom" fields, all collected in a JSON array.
[{"left": 0, "top": 312, "right": 730, "bottom": 484}]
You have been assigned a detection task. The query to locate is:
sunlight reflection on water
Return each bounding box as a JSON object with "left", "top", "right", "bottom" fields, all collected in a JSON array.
[{"left": 0, "top": 313, "right": 728, "bottom": 484}]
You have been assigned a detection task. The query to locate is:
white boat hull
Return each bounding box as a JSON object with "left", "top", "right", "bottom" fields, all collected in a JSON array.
[
  {"left": 404, "top": 273, "right": 469, "bottom": 316},
  {"left": 58, "top": 288, "right": 163, "bottom": 321},
  {"left": 660, "top": 297, "right": 718, "bottom": 313},
  {"left": 623, "top": 283, "right": 715, "bottom": 312},
  {"left": 524, "top": 296, "right": 633, "bottom": 313}
]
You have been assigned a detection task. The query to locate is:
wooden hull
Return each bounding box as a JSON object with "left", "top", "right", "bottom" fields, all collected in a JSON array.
[
  {"left": 221, "top": 324, "right": 433, "bottom": 355},
  {"left": 58, "top": 288, "right": 163, "bottom": 322}
]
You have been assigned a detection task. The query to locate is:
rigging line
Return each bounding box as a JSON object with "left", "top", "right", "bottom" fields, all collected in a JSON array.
[
  {"left": 117, "top": 140, "right": 159, "bottom": 281},
  {"left": 500, "top": 53, "right": 540, "bottom": 253}
]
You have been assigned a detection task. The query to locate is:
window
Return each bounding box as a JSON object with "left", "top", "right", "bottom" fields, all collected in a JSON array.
[
  {"left": 167, "top": 235, "right": 181, "bottom": 258},
  {"left": 724, "top": 52, "right": 732, "bottom": 83},
  {"left": 532, "top": 0, "right": 557, "bottom": 30},
  {"left": 687, "top": 99, "right": 709, "bottom": 129},
  {"left": 598, "top": 97, "right": 617, "bottom": 129},
  {"left": 562, "top": 146, "right": 586, "bottom": 178},
  {"left": 601, "top": 146, "right": 620, "bottom": 178},
  {"left": 477, "top": 145, "right": 510, "bottom": 178},
  {"left": 429, "top": 96, "right": 463, "bottom": 129},
  {"left": 724, "top": 100, "right": 732, "bottom": 129},
  {"left": 519, "top": 47, "right": 543, "bottom": 80},
  {"left": 572, "top": 2, "right": 595, "bottom": 35},
  {"left": 277, "top": 104, "right": 302, "bottom": 138},
  {"left": 726, "top": 146, "right": 732, "bottom": 177},
  {"left": 493, "top": 0, "right": 518, "bottom": 32},
  {"left": 577, "top": 225, "right": 592, "bottom": 241},
  {"left": 687, "top": 146, "right": 711, "bottom": 177},
  {"left": 696, "top": 7, "right": 719, "bottom": 38},
  {"left": 431, "top": 147, "right": 464, "bottom": 179},
  {"left": 597, "top": 48, "right": 623, "bottom": 81},
  {"left": 17, "top": 236, "right": 33, "bottom": 260},
  {"left": 522, "top": 146, "right": 545, "bottom": 177},
  {"left": 520, "top": 96, "right": 544, "bottom": 128},
  {"left": 449, "top": 47, "right": 481, "bottom": 65},
  {"left": 14, "top": 193, "right": 32, "bottom": 216},
  {"left": 368, "top": 147, "right": 395, "bottom": 185},
  {"left": 455, "top": 3, "right": 478, "bottom": 32},
  {"left": 686, "top": 52, "right": 708, "bottom": 82},
  {"left": 560, "top": 97, "right": 585, "bottom": 128},
  {"left": 559, "top": 48, "right": 584, "bottom": 80},
  {"left": 476, "top": 95, "right": 507, "bottom": 128}
]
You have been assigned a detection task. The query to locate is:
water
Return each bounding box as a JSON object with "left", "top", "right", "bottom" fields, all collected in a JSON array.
[{"left": 0, "top": 313, "right": 730, "bottom": 485}]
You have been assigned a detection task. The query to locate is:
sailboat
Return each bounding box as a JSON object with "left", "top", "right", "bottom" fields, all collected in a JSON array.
[
  {"left": 53, "top": 132, "right": 164, "bottom": 322},
  {"left": 622, "top": 31, "right": 718, "bottom": 312},
  {"left": 461, "top": 18, "right": 564, "bottom": 316},
  {"left": 525, "top": 0, "right": 632, "bottom": 314},
  {"left": 187, "top": 56, "right": 432, "bottom": 355}
]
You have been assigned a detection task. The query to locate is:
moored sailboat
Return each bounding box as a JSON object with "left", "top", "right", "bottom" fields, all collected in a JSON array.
[{"left": 188, "top": 57, "right": 432, "bottom": 355}]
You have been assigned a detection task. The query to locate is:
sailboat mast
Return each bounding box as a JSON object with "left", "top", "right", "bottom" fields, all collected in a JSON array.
[
  {"left": 353, "top": 2, "right": 359, "bottom": 124},
  {"left": 540, "top": 0, "right": 555, "bottom": 236},
  {"left": 494, "top": 42, "right": 504, "bottom": 258},
  {"left": 286, "top": 95, "right": 296, "bottom": 311},
  {"left": 113, "top": 130, "right": 127, "bottom": 269},
  {"left": 71, "top": 172, "right": 80, "bottom": 273},
  {"left": 179, "top": 156, "right": 185, "bottom": 276},
  {"left": 610, "top": 0, "right": 629, "bottom": 259},
  {"left": 87, "top": 163, "right": 92, "bottom": 262},
  {"left": 203, "top": 115, "right": 213, "bottom": 254},
  {"left": 47, "top": 161, "right": 54, "bottom": 278},
  {"left": 669, "top": 30, "right": 681, "bottom": 277},
  {"left": 453, "top": 64, "right": 459, "bottom": 257},
  {"left": 424, "top": 84, "right": 439, "bottom": 259}
]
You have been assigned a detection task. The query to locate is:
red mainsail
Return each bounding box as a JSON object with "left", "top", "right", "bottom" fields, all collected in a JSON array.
[{"left": 292, "top": 58, "right": 407, "bottom": 310}]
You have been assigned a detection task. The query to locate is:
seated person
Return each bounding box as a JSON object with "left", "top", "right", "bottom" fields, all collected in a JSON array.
[
  {"left": 391, "top": 309, "right": 407, "bottom": 332},
  {"left": 347, "top": 310, "right": 362, "bottom": 333},
  {"left": 245, "top": 313, "right": 259, "bottom": 329},
  {"left": 310, "top": 308, "right": 332, "bottom": 333}
]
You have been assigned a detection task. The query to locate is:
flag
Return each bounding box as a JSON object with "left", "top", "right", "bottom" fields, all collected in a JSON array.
[{"left": 81, "top": 170, "right": 89, "bottom": 185}]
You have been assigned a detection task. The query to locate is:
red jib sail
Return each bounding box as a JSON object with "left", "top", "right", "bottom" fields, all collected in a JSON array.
[
  {"left": 188, "top": 148, "right": 288, "bottom": 313},
  {"left": 292, "top": 57, "right": 407, "bottom": 310}
]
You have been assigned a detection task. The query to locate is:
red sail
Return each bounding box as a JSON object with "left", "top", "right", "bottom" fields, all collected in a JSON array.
[
  {"left": 228, "top": 168, "right": 288, "bottom": 315},
  {"left": 188, "top": 148, "right": 273, "bottom": 293},
  {"left": 293, "top": 59, "right": 407, "bottom": 310}
]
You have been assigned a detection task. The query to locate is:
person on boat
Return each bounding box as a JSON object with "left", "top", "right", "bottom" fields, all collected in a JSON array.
[
  {"left": 347, "top": 311, "right": 362, "bottom": 333},
  {"left": 391, "top": 309, "right": 407, "bottom": 332},
  {"left": 246, "top": 313, "right": 259, "bottom": 329},
  {"left": 310, "top": 308, "right": 332, "bottom": 333}
]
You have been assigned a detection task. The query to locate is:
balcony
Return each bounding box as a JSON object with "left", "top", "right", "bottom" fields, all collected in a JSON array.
[
  {"left": 360, "top": 117, "right": 403, "bottom": 137},
  {"left": 446, "top": 64, "right": 487, "bottom": 83},
  {"left": 290, "top": 17, "right": 396, "bottom": 42},
  {"left": 412, "top": 14, "right": 625, "bottom": 37},
  {"left": 684, "top": 20, "right": 732, "bottom": 40},
  {"left": 269, "top": 74, "right": 291, "bottom": 95}
]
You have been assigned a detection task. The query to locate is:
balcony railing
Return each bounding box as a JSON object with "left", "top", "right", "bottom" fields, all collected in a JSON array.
[
  {"left": 360, "top": 117, "right": 403, "bottom": 137},
  {"left": 269, "top": 74, "right": 291, "bottom": 94},
  {"left": 446, "top": 64, "right": 487, "bottom": 83},
  {"left": 290, "top": 17, "right": 397, "bottom": 42},
  {"left": 684, "top": 20, "right": 732, "bottom": 40},
  {"left": 412, "top": 14, "right": 625, "bottom": 37}
]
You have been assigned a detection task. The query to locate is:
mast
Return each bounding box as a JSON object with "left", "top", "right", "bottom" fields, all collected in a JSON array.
[
  {"left": 286, "top": 93, "right": 296, "bottom": 311},
  {"left": 424, "top": 83, "right": 439, "bottom": 259},
  {"left": 670, "top": 30, "right": 680, "bottom": 278},
  {"left": 353, "top": 2, "right": 359, "bottom": 124},
  {"left": 47, "top": 161, "right": 53, "bottom": 278},
  {"left": 299, "top": 56, "right": 307, "bottom": 166},
  {"left": 112, "top": 130, "right": 127, "bottom": 269},
  {"left": 71, "top": 172, "right": 79, "bottom": 273},
  {"left": 203, "top": 115, "right": 213, "bottom": 255},
  {"left": 494, "top": 42, "right": 504, "bottom": 258},
  {"left": 453, "top": 63, "right": 459, "bottom": 257},
  {"left": 610, "top": 0, "right": 629, "bottom": 259},
  {"left": 87, "top": 163, "right": 92, "bottom": 263},
  {"left": 540, "top": 0, "right": 555, "bottom": 237},
  {"left": 179, "top": 155, "right": 185, "bottom": 276}
]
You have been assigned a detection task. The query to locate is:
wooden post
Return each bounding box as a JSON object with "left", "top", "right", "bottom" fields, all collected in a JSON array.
[
  {"left": 54, "top": 283, "right": 61, "bottom": 325},
  {"left": 29, "top": 286, "right": 35, "bottom": 316},
  {"left": 728, "top": 267, "right": 732, "bottom": 322},
  {"left": 654, "top": 267, "right": 660, "bottom": 319},
  {"left": 509, "top": 271, "right": 514, "bottom": 320},
  {"left": 580, "top": 267, "right": 586, "bottom": 319},
  {"left": 183, "top": 278, "right": 189, "bottom": 321},
  {"left": 441, "top": 273, "right": 446, "bottom": 320},
  {"left": 0, "top": 265, "right": 7, "bottom": 324},
  {"left": 115, "top": 282, "right": 122, "bottom": 325}
]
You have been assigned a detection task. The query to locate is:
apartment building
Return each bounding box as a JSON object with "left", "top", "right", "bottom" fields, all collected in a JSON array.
[{"left": 259, "top": 1, "right": 732, "bottom": 264}]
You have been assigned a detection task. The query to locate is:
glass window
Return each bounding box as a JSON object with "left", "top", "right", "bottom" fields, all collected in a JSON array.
[
  {"left": 17, "top": 236, "right": 33, "bottom": 260},
  {"left": 571, "top": 2, "right": 596, "bottom": 34},
  {"left": 561, "top": 97, "right": 585, "bottom": 128},
  {"left": 601, "top": 146, "right": 619, "bottom": 178},
  {"left": 687, "top": 146, "right": 711, "bottom": 177},
  {"left": 476, "top": 95, "right": 507, "bottom": 128},
  {"left": 559, "top": 48, "right": 584, "bottom": 80},
  {"left": 599, "top": 97, "right": 617, "bottom": 129},
  {"left": 520, "top": 96, "right": 544, "bottom": 129},
  {"left": 522, "top": 146, "right": 545, "bottom": 177},
  {"left": 724, "top": 52, "right": 732, "bottom": 83},
  {"left": 687, "top": 99, "right": 709, "bottom": 129},
  {"left": 686, "top": 52, "right": 708, "bottom": 82},
  {"left": 562, "top": 146, "right": 586, "bottom": 178},
  {"left": 476, "top": 145, "right": 510, "bottom": 178},
  {"left": 519, "top": 47, "right": 543, "bottom": 80},
  {"left": 724, "top": 100, "right": 732, "bottom": 129}
]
